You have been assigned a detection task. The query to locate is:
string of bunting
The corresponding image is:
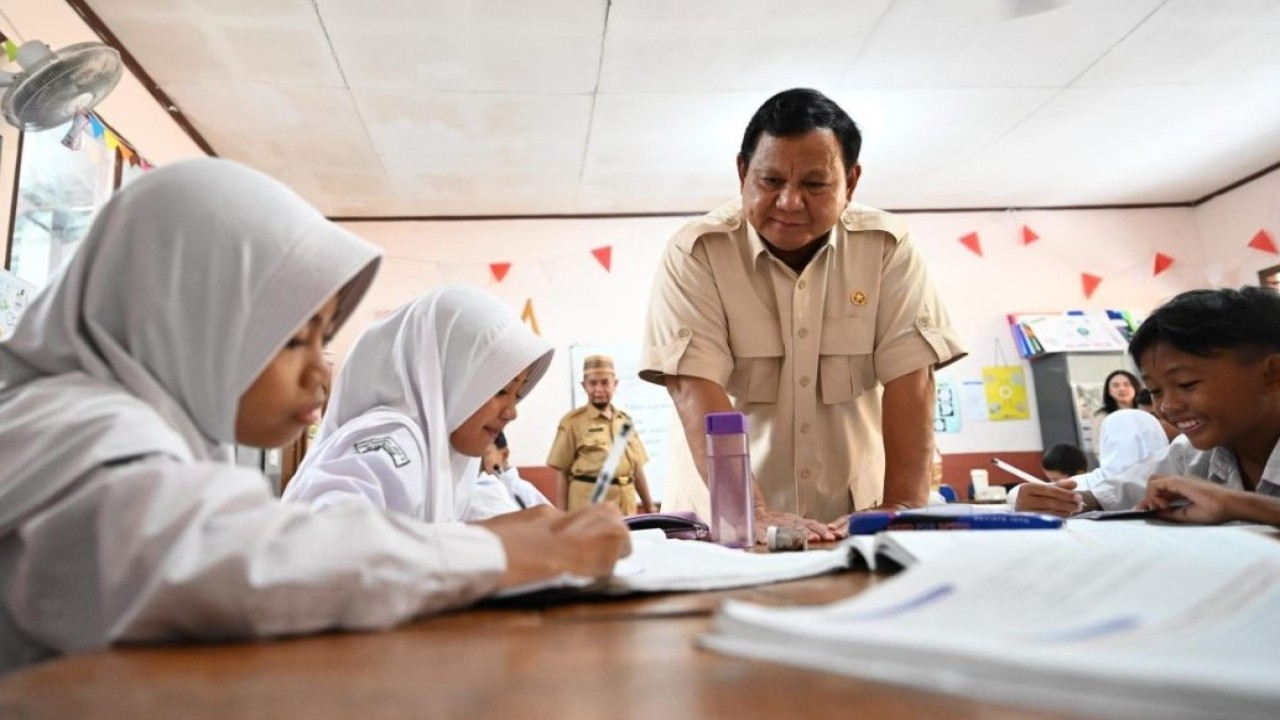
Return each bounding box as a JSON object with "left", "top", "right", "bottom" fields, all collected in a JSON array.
[
  {"left": 954, "top": 210, "right": 1279, "bottom": 299},
  {"left": 382, "top": 245, "right": 615, "bottom": 286},
  {"left": 61, "top": 110, "right": 152, "bottom": 169}
]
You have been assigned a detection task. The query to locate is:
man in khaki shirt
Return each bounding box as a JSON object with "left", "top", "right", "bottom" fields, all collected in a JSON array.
[
  {"left": 547, "top": 355, "right": 655, "bottom": 513},
  {"left": 640, "top": 88, "right": 965, "bottom": 540}
]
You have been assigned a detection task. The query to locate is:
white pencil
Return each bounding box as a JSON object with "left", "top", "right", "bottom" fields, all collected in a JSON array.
[{"left": 991, "top": 458, "right": 1049, "bottom": 485}]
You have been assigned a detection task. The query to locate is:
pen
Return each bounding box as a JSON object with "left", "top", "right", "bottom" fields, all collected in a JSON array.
[
  {"left": 991, "top": 458, "right": 1048, "bottom": 485},
  {"left": 589, "top": 422, "right": 633, "bottom": 504}
]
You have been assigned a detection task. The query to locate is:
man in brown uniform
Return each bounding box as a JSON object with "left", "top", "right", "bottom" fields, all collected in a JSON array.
[
  {"left": 641, "top": 88, "right": 965, "bottom": 541},
  {"left": 547, "top": 355, "right": 655, "bottom": 513}
]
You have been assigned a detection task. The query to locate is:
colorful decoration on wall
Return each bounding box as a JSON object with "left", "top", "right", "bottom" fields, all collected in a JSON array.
[
  {"left": 934, "top": 377, "right": 961, "bottom": 433},
  {"left": 591, "top": 246, "right": 612, "bottom": 272},
  {"left": 59, "top": 110, "right": 153, "bottom": 171},
  {"left": 1021, "top": 225, "right": 1039, "bottom": 245},
  {"left": 520, "top": 298, "right": 541, "bottom": 336},
  {"left": 1249, "top": 229, "right": 1278, "bottom": 254},
  {"left": 959, "top": 232, "right": 983, "bottom": 257},
  {"left": 489, "top": 262, "right": 511, "bottom": 283},
  {"left": 1081, "top": 273, "right": 1103, "bottom": 299},
  {"left": 1152, "top": 252, "right": 1175, "bottom": 276}
]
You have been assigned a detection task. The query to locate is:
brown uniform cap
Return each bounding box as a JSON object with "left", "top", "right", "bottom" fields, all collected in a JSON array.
[{"left": 582, "top": 355, "right": 615, "bottom": 373}]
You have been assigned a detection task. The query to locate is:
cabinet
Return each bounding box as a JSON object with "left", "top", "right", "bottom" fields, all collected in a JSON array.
[{"left": 1028, "top": 352, "right": 1128, "bottom": 468}]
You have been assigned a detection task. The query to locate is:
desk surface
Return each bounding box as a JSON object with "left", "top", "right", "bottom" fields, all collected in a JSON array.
[{"left": 0, "top": 573, "right": 1074, "bottom": 720}]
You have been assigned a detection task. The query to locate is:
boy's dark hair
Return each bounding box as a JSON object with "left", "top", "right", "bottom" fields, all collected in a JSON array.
[
  {"left": 1129, "top": 286, "right": 1280, "bottom": 364},
  {"left": 1100, "top": 369, "right": 1141, "bottom": 414},
  {"left": 739, "top": 88, "right": 862, "bottom": 173},
  {"left": 1041, "top": 444, "right": 1088, "bottom": 476},
  {"left": 1136, "top": 388, "right": 1154, "bottom": 407},
  {"left": 493, "top": 431, "right": 508, "bottom": 450}
]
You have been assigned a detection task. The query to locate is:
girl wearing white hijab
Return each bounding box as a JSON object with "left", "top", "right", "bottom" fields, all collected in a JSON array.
[
  {"left": 283, "top": 285, "right": 554, "bottom": 523},
  {"left": 0, "top": 159, "right": 628, "bottom": 676}
]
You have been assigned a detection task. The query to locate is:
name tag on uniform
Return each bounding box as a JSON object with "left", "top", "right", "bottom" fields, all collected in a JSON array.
[{"left": 354, "top": 436, "right": 411, "bottom": 468}]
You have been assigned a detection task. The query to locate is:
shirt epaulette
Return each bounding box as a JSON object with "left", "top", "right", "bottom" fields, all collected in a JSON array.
[
  {"left": 840, "top": 203, "right": 908, "bottom": 243},
  {"left": 672, "top": 199, "right": 742, "bottom": 252}
]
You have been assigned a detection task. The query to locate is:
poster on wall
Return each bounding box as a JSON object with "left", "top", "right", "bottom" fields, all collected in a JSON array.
[
  {"left": 568, "top": 343, "right": 674, "bottom": 502},
  {"left": 959, "top": 378, "right": 989, "bottom": 423},
  {"left": 982, "top": 365, "right": 1031, "bottom": 421},
  {"left": 1072, "top": 382, "right": 1104, "bottom": 453},
  {"left": 0, "top": 267, "right": 36, "bottom": 341},
  {"left": 934, "top": 376, "right": 961, "bottom": 433}
]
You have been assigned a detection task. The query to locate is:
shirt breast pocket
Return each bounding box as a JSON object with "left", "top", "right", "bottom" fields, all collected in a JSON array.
[
  {"left": 726, "top": 319, "right": 784, "bottom": 403},
  {"left": 819, "top": 317, "right": 876, "bottom": 405}
]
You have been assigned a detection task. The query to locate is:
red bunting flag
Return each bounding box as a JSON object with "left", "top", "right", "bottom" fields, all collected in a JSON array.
[
  {"left": 1248, "top": 229, "right": 1278, "bottom": 255},
  {"left": 1081, "top": 273, "right": 1103, "bottom": 299},
  {"left": 1152, "top": 252, "right": 1175, "bottom": 276},
  {"left": 1021, "top": 226, "right": 1039, "bottom": 245},
  {"left": 958, "top": 232, "right": 983, "bottom": 257},
  {"left": 489, "top": 262, "right": 511, "bottom": 283},
  {"left": 592, "top": 246, "right": 612, "bottom": 272}
]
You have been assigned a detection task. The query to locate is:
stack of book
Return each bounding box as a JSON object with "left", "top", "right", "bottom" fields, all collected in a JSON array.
[{"left": 1007, "top": 309, "right": 1139, "bottom": 359}]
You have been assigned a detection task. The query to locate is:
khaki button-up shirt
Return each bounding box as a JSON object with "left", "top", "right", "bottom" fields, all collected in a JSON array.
[
  {"left": 546, "top": 405, "right": 649, "bottom": 481},
  {"left": 641, "top": 199, "right": 965, "bottom": 522}
]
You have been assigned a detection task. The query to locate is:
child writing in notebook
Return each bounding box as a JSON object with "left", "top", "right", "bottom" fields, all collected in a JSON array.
[
  {"left": 471, "top": 432, "right": 554, "bottom": 516},
  {"left": 0, "top": 160, "right": 629, "bottom": 676},
  {"left": 1016, "top": 287, "right": 1280, "bottom": 519},
  {"left": 283, "top": 285, "right": 558, "bottom": 524}
]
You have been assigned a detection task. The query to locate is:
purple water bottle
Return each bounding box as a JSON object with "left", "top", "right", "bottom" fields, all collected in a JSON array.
[{"left": 706, "top": 411, "right": 754, "bottom": 548}]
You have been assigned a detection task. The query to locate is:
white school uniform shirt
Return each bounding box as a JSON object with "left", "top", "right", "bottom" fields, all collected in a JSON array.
[
  {"left": 1009, "top": 409, "right": 1170, "bottom": 505},
  {"left": 284, "top": 285, "right": 553, "bottom": 523},
  {"left": 1089, "top": 433, "right": 1280, "bottom": 510},
  {"left": 468, "top": 466, "right": 552, "bottom": 519},
  {"left": 0, "top": 159, "right": 505, "bottom": 676}
]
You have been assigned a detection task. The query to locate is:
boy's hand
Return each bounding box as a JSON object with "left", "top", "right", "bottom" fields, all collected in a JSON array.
[
  {"left": 1013, "top": 478, "right": 1084, "bottom": 517},
  {"left": 1138, "top": 475, "right": 1231, "bottom": 524}
]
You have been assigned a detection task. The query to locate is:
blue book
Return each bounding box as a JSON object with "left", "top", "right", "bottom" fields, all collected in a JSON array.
[{"left": 848, "top": 507, "right": 1063, "bottom": 535}]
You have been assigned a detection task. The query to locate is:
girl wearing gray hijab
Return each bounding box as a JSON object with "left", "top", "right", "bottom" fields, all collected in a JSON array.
[{"left": 0, "top": 159, "right": 629, "bottom": 676}]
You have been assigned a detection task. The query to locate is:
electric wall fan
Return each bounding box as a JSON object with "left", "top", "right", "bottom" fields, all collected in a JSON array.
[{"left": 0, "top": 40, "right": 122, "bottom": 131}]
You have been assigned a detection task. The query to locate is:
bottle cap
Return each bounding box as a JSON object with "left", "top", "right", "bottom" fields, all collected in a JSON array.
[
  {"left": 765, "top": 525, "right": 808, "bottom": 552},
  {"left": 705, "top": 411, "right": 748, "bottom": 435}
]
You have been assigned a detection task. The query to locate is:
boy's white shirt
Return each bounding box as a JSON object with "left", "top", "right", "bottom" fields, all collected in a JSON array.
[
  {"left": 1088, "top": 433, "right": 1280, "bottom": 510},
  {"left": 284, "top": 286, "right": 553, "bottom": 524},
  {"left": 1009, "top": 409, "right": 1170, "bottom": 505},
  {"left": 0, "top": 160, "right": 507, "bottom": 676},
  {"left": 468, "top": 466, "right": 552, "bottom": 520}
]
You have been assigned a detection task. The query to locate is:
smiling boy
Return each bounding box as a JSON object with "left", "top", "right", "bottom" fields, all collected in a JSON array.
[{"left": 1015, "top": 287, "right": 1280, "bottom": 518}]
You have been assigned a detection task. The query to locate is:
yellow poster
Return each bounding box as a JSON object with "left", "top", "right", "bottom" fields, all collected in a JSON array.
[{"left": 982, "top": 365, "right": 1030, "bottom": 421}]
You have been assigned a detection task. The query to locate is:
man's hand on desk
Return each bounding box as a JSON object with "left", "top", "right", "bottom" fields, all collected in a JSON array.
[
  {"left": 493, "top": 504, "right": 632, "bottom": 589},
  {"left": 755, "top": 508, "right": 837, "bottom": 544}
]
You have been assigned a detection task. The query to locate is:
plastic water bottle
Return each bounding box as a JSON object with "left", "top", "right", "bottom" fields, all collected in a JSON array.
[{"left": 706, "top": 411, "right": 753, "bottom": 547}]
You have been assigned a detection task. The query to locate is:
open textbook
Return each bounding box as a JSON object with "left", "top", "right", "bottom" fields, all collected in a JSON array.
[
  {"left": 702, "top": 524, "right": 1280, "bottom": 720},
  {"left": 492, "top": 529, "right": 851, "bottom": 599}
]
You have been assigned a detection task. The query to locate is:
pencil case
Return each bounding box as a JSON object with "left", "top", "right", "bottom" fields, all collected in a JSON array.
[{"left": 624, "top": 511, "right": 710, "bottom": 541}]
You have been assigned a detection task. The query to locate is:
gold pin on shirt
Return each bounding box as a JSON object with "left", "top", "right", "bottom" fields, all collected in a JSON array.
[{"left": 850, "top": 291, "right": 868, "bottom": 306}]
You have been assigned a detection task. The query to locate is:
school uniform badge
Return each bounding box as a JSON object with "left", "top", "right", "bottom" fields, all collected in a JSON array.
[{"left": 354, "top": 436, "right": 411, "bottom": 467}]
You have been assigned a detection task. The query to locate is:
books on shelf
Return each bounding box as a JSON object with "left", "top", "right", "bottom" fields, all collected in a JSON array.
[
  {"left": 702, "top": 524, "right": 1280, "bottom": 720},
  {"left": 1007, "top": 309, "right": 1140, "bottom": 359}
]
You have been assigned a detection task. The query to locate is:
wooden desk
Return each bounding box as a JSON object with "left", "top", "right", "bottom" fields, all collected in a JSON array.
[{"left": 0, "top": 573, "right": 1074, "bottom": 720}]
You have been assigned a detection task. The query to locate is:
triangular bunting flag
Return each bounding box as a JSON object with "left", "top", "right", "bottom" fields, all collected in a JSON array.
[
  {"left": 1152, "top": 252, "right": 1175, "bottom": 276},
  {"left": 118, "top": 144, "right": 134, "bottom": 162},
  {"left": 1248, "top": 229, "right": 1278, "bottom": 254},
  {"left": 591, "top": 246, "right": 612, "bottom": 272},
  {"left": 3, "top": 40, "right": 17, "bottom": 62},
  {"left": 958, "top": 232, "right": 983, "bottom": 257},
  {"left": 87, "top": 115, "right": 104, "bottom": 138},
  {"left": 489, "top": 262, "right": 511, "bottom": 283},
  {"left": 1021, "top": 226, "right": 1039, "bottom": 245},
  {"left": 520, "top": 298, "right": 541, "bottom": 336},
  {"left": 1081, "top": 273, "right": 1103, "bottom": 299}
]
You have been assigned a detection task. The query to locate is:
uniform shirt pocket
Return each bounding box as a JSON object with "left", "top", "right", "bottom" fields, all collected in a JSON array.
[
  {"left": 726, "top": 318, "right": 784, "bottom": 403},
  {"left": 819, "top": 317, "right": 876, "bottom": 405}
]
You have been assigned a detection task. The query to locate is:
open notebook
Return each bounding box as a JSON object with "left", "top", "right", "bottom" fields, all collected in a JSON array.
[{"left": 703, "top": 524, "right": 1280, "bottom": 720}]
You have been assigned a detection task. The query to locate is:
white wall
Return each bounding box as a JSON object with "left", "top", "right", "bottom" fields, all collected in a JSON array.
[{"left": 335, "top": 200, "right": 1220, "bottom": 469}]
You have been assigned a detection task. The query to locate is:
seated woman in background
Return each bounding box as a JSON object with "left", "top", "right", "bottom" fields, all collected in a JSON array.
[
  {"left": 284, "top": 285, "right": 555, "bottom": 525},
  {"left": 1090, "top": 369, "right": 1141, "bottom": 452},
  {"left": 0, "top": 160, "right": 628, "bottom": 676}
]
